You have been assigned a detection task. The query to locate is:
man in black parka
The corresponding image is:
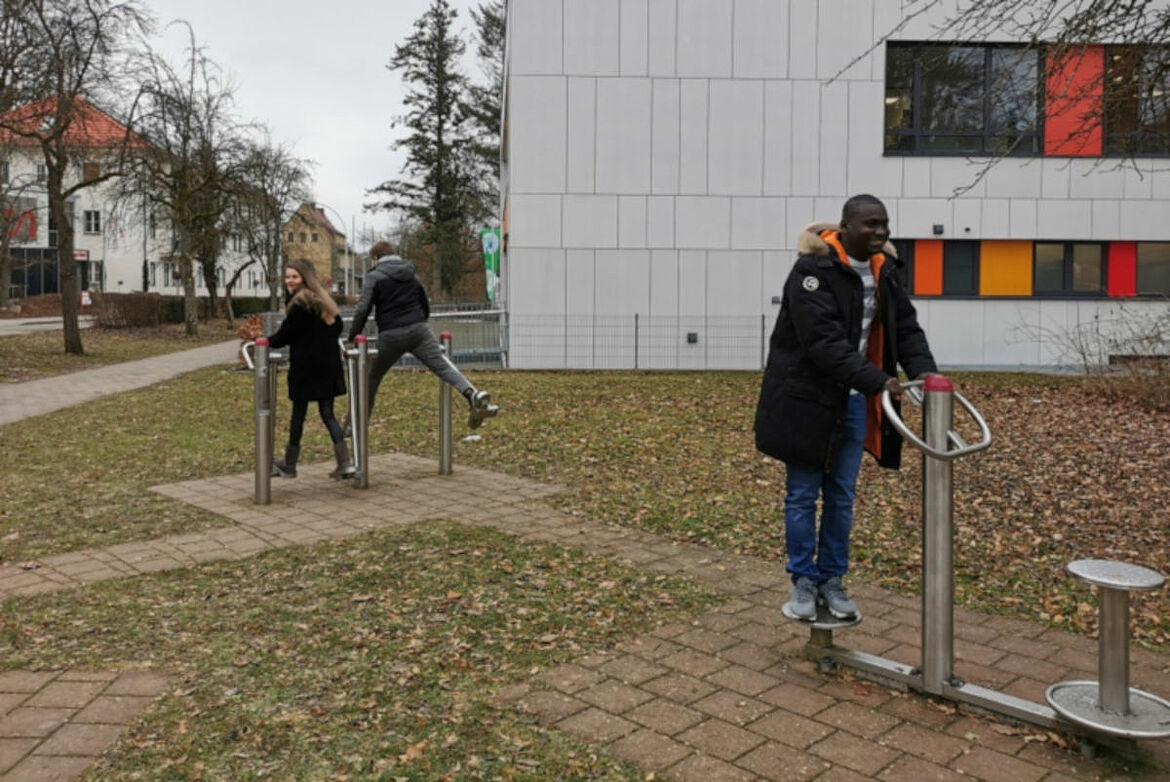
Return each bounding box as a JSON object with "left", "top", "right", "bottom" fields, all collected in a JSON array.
[{"left": 755, "top": 194, "right": 937, "bottom": 621}]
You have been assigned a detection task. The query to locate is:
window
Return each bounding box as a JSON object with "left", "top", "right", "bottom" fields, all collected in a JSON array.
[
  {"left": 1105, "top": 46, "right": 1170, "bottom": 155},
  {"left": 1137, "top": 242, "right": 1170, "bottom": 294},
  {"left": 163, "top": 263, "right": 172, "bottom": 287},
  {"left": 0, "top": 161, "right": 7, "bottom": 183},
  {"left": 943, "top": 241, "right": 979, "bottom": 295},
  {"left": 311, "top": 232, "right": 319, "bottom": 242},
  {"left": 299, "top": 232, "right": 307, "bottom": 243},
  {"left": 886, "top": 43, "right": 1040, "bottom": 155},
  {"left": 83, "top": 210, "right": 101, "bottom": 234},
  {"left": 1034, "top": 243, "right": 1106, "bottom": 295},
  {"left": 35, "top": 163, "right": 46, "bottom": 182},
  {"left": 82, "top": 162, "right": 100, "bottom": 182},
  {"left": 287, "top": 231, "right": 294, "bottom": 242},
  {"left": 149, "top": 262, "right": 156, "bottom": 287},
  {"left": 148, "top": 211, "right": 157, "bottom": 239}
]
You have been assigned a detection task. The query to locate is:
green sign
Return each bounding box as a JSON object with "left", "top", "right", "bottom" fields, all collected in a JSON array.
[{"left": 480, "top": 228, "right": 500, "bottom": 302}]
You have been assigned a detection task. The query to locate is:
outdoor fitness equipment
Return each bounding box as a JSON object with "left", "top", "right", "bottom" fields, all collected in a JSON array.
[{"left": 789, "top": 374, "right": 1170, "bottom": 746}]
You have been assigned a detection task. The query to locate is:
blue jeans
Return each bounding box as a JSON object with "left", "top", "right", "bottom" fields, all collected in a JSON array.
[{"left": 784, "top": 392, "right": 867, "bottom": 583}]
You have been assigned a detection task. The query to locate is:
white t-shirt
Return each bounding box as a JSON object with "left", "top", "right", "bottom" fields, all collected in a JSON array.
[{"left": 850, "top": 255, "right": 877, "bottom": 354}]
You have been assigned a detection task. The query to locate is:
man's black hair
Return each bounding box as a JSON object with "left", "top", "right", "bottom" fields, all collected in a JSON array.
[{"left": 841, "top": 194, "right": 886, "bottom": 222}]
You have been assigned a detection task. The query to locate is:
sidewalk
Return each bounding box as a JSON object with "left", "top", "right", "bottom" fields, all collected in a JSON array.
[
  {"left": 2, "top": 451, "right": 1168, "bottom": 780},
  {"left": 0, "top": 315, "right": 96, "bottom": 337},
  {"left": 0, "top": 339, "right": 238, "bottom": 426}
]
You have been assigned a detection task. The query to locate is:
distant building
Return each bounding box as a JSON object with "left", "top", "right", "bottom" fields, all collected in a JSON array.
[
  {"left": 500, "top": 0, "right": 1170, "bottom": 369},
  {"left": 0, "top": 96, "right": 263, "bottom": 299},
  {"left": 282, "top": 203, "right": 350, "bottom": 293}
]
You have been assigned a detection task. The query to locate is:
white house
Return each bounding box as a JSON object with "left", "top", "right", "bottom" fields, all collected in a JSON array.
[
  {"left": 1, "top": 97, "right": 266, "bottom": 302},
  {"left": 499, "top": 0, "right": 1170, "bottom": 370}
]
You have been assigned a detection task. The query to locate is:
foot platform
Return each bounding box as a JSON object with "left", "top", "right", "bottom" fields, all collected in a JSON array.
[
  {"left": 1044, "top": 559, "right": 1170, "bottom": 739},
  {"left": 782, "top": 600, "right": 862, "bottom": 630}
]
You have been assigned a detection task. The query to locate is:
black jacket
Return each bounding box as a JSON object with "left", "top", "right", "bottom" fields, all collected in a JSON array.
[
  {"left": 754, "top": 225, "right": 936, "bottom": 471},
  {"left": 267, "top": 301, "right": 346, "bottom": 402},
  {"left": 347, "top": 255, "right": 430, "bottom": 341}
]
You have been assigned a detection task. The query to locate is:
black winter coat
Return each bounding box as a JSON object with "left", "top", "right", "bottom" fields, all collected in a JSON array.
[
  {"left": 754, "top": 228, "right": 936, "bottom": 471},
  {"left": 267, "top": 302, "right": 346, "bottom": 402},
  {"left": 347, "top": 255, "right": 430, "bottom": 341}
]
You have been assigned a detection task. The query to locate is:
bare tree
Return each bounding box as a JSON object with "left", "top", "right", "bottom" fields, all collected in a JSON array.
[
  {"left": 0, "top": 0, "right": 149, "bottom": 354},
  {"left": 117, "top": 24, "right": 247, "bottom": 336},
  {"left": 233, "top": 134, "right": 312, "bottom": 312}
]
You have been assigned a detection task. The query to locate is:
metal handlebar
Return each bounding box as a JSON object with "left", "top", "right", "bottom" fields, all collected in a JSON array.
[
  {"left": 242, "top": 340, "right": 286, "bottom": 371},
  {"left": 880, "top": 379, "right": 992, "bottom": 461}
]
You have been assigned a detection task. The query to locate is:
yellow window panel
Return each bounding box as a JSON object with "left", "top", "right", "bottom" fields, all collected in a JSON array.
[{"left": 979, "top": 240, "right": 1033, "bottom": 296}]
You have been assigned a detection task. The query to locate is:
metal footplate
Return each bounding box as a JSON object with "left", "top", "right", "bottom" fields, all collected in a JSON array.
[
  {"left": 781, "top": 601, "right": 862, "bottom": 629},
  {"left": 1045, "top": 559, "right": 1170, "bottom": 739}
]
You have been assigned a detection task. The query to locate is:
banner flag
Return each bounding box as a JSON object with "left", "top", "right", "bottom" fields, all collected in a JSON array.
[{"left": 480, "top": 228, "right": 500, "bottom": 302}]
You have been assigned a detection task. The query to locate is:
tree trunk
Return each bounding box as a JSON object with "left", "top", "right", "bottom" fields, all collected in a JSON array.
[
  {"left": 50, "top": 182, "right": 84, "bottom": 355},
  {"left": 181, "top": 257, "right": 198, "bottom": 336},
  {"left": 0, "top": 235, "right": 11, "bottom": 310}
]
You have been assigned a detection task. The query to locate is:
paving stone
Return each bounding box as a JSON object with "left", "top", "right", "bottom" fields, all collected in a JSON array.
[
  {"left": 718, "top": 641, "right": 783, "bottom": 672},
  {"left": 691, "top": 690, "right": 772, "bottom": 726},
  {"left": 606, "top": 728, "right": 690, "bottom": 770},
  {"left": 814, "top": 766, "right": 877, "bottom": 782},
  {"left": 745, "top": 710, "right": 834, "bottom": 749},
  {"left": 556, "top": 707, "right": 636, "bottom": 744},
  {"left": 877, "top": 693, "right": 957, "bottom": 728},
  {"left": 664, "top": 752, "right": 758, "bottom": 782},
  {"left": 881, "top": 722, "right": 969, "bottom": 764},
  {"left": 954, "top": 639, "right": 1007, "bottom": 667},
  {"left": 950, "top": 746, "right": 1048, "bottom": 782},
  {"left": 735, "top": 740, "right": 825, "bottom": 781},
  {"left": 642, "top": 672, "right": 717, "bottom": 705},
  {"left": 0, "top": 708, "right": 74, "bottom": 738},
  {"left": 677, "top": 718, "right": 765, "bottom": 762},
  {"left": 659, "top": 649, "right": 729, "bottom": 678},
  {"left": 814, "top": 701, "right": 901, "bottom": 739},
  {"left": 2, "top": 754, "right": 95, "bottom": 781},
  {"left": 72, "top": 695, "right": 156, "bottom": 724},
  {"left": 625, "top": 698, "right": 704, "bottom": 735},
  {"left": 944, "top": 716, "right": 1027, "bottom": 754},
  {"left": 25, "top": 681, "right": 107, "bottom": 709},
  {"left": 576, "top": 680, "right": 654, "bottom": 714},
  {"left": 816, "top": 679, "right": 894, "bottom": 709},
  {"left": 0, "top": 671, "right": 59, "bottom": 694},
  {"left": 878, "top": 755, "right": 969, "bottom": 782},
  {"left": 758, "top": 683, "right": 836, "bottom": 717},
  {"left": 0, "top": 693, "right": 27, "bottom": 716},
  {"left": 515, "top": 690, "right": 586, "bottom": 724},
  {"left": 0, "top": 738, "right": 39, "bottom": 774},
  {"left": 537, "top": 663, "right": 607, "bottom": 694},
  {"left": 33, "top": 722, "right": 125, "bottom": 756},
  {"left": 673, "top": 626, "right": 739, "bottom": 655},
  {"left": 809, "top": 731, "right": 901, "bottom": 776},
  {"left": 706, "top": 665, "right": 782, "bottom": 697},
  {"left": 104, "top": 671, "right": 169, "bottom": 697},
  {"left": 597, "top": 655, "right": 668, "bottom": 685}
]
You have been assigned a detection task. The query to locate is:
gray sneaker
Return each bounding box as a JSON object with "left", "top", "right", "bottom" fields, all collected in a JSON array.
[
  {"left": 467, "top": 389, "right": 499, "bottom": 429},
  {"left": 786, "top": 577, "right": 817, "bottom": 621},
  {"left": 818, "top": 576, "right": 857, "bottom": 619}
]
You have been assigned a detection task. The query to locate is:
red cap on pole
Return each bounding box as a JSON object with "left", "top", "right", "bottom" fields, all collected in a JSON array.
[
  {"left": 440, "top": 331, "right": 452, "bottom": 340},
  {"left": 355, "top": 335, "right": 367, "bottom": 344},
  {"left": 924, "top": 374, "right": 954, "bottom": 393},
  {"left": 255, "top": 337, "right": 269, "bottom": 347}
]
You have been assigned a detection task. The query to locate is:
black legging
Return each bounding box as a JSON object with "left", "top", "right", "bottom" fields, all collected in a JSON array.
[{"left": 288, "top": 398, "right": 344, "bottom": 447}]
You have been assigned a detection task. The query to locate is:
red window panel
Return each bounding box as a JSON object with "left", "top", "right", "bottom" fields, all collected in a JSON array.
[
  {"left": 1044, "top": 45, "right": 1104, "bottom": 156},
  {"left": 1107, "top": 242, "right": 1137, "bottom": 297}
]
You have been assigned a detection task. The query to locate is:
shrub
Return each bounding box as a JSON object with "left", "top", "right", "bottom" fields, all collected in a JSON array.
[{"left": 94, "top": 292, "right": 163, "bottom": 328}]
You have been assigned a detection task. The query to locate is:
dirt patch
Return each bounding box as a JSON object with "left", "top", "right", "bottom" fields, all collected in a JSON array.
[{"left": 0, "top": 294, "right": 67, "bottom": 318}]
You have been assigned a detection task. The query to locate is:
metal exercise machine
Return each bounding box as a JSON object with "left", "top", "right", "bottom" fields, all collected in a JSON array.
[
  {"left": 787, "top": 374, "right": 1170, "bottom": 746},
  {"left": 243, "top": 337, "right": 286, "bottom": 505}
]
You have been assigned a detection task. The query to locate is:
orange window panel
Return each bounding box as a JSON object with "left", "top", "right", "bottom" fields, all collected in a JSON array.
[
  {"left": 914, "top": 240, "right": 943, "bottom": 295},
  {"left": 1045, "top": 45, "right": 1104, "bottom": 156},
  {"left": 979, "top": 240, "right": 1033, "bottom": 296}
]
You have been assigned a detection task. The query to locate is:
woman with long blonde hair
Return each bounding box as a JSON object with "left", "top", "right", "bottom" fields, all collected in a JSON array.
[{"left": 265, "top": 259, "right": 353, "bottom": 479}]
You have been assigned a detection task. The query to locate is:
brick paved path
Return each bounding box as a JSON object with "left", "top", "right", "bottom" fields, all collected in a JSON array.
[{"left": 3, "top": 452, "right": 1168, "bottom": 780}]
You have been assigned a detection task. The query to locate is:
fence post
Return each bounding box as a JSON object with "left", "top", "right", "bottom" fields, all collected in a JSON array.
[
  {"left": 439, "top": 332, "right": 453, "bottom": 475},
  {"left": 634, "top": 313, "right": 639, "bottom": 370},
  {"left": 761, "top": 313, "right": 766, "bottom": 370},
  {"left": 355, "top": 335, "right": 371, "bottom": 490}
]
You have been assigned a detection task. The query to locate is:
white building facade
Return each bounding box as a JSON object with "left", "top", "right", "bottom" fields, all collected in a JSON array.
[{"left": 500, "top": 0, "right": 1170, "bottom": 370}]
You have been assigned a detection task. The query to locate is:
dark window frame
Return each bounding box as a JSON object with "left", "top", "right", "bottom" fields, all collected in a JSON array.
[
  {"left": 1135, "top": 242, "right": 1170, "bottom": 296},
  {"left": 1103, "top": 45, "right": 1170, "bottom": 157},
  {"left": 885, "top": 41, "right": 1043, "bottom": 157},
  {"left": 1032, "top": 241, "right": 1108, "bottom": 297},
  {"left": 942, "top": 240, "right": 980, "bottom": 296}
]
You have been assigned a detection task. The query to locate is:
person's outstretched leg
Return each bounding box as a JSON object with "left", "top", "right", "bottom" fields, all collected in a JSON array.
[
  {"left": 274, "top": 400, "right": 308, "bottom": 478},
  {"left": 368, "top": 328, "right": 411, "bottom": 414},
  {"left": 318, "top": 398, "right": 355, "bottom": 479},
  {"left": 407, "top": 322, "right": 499, "bottom": 428}
]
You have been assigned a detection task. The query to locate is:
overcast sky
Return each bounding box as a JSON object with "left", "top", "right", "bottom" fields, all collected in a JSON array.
[{"left": 147, "top": 0, "right": 484, "bottom": 248}]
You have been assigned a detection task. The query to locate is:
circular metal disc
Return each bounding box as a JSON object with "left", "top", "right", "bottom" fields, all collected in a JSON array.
[
  {"left": 1045, "top": 681, "right": 1170, "bottom": 739},
  {"left": 1066, "top": 559, "right": 1165, "bottom": 591},
  {"left": 781, "top": 601, "right": 862, "bottom": 629}
]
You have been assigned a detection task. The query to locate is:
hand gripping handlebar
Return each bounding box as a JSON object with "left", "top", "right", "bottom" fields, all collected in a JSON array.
[{"left": 880, "top": 379, "right": 992, "bottom": 461}]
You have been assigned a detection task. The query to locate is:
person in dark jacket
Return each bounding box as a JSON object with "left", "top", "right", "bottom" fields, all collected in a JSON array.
[
  {"left": 267, "top": 259, "right": 354, "bottom": 480},
  {"left": 347, "top": 241, "right": 497, "bottom": 428},
  {"left": 754, "top": 194, "right": 937, "bottom": 622}
]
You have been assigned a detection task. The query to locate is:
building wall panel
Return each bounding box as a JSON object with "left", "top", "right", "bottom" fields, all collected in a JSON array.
[
  {"left": 566, "top": 78, "right": 596, "bottom": 193},
  {"left": 734, "top": 0, "right": 788, "bottom": 78},
  {"left": 709, "top": 80, "right": 764, "bottom": 195},
  {"left": 979, "top": 240, "right": 1032, "bottom": 296},
  {"left": 677, "top": 0, "right": 733, "bottom": 77},
  {"left": 596, "top": 78, "right": 653, "bottom": 193}
]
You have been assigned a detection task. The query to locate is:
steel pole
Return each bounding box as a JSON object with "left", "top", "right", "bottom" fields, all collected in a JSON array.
[
  {"left": 921, "top": 375, "right": 956, "bottom": 694},
  {"left": 355, "top": 335, "right": 371, "bottom": 489},
  {"left": 254, "top": 338, "right": 272, "bottom": 505},
  {"left": 439, "top": 332, "right": 453, "bottom": 475},
  {"left": 1098, "top": 588, "right": 1131, "bottom": 714}
]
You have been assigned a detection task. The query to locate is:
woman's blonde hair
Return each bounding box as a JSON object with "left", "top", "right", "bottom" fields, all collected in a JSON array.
[{"left": 285, "top": 259, "right": 339, "bottom": 324}]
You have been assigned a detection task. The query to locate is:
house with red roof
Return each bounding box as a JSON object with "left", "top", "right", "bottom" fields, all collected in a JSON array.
[{"left": 282, "top": 202, "right": 352, "bottom": 294}]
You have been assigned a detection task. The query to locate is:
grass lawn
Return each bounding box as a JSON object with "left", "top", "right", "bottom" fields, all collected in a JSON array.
[
  {"left": 0, "top": 322, "right": 237, "bottom": 382},
  {"left": 2, "top": 350, "right": 1169, "bottom": 777}
]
